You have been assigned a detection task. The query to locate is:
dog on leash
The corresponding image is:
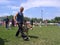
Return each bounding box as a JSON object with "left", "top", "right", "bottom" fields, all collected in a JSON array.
[
  {"left": 22, "top": 22, "right": 33, "bottom": 36},
  {"left": 16, "top": 21, "right": 33, "bottom": 37}
]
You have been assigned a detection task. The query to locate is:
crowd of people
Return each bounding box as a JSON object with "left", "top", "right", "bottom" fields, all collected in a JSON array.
[{"left": 4, "top": 16, "right": 15, "bottom": 30}]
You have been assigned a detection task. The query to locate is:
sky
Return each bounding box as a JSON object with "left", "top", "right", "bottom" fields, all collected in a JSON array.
[{"left": 0, "top": 0, "right": 60, "bottom": 20}]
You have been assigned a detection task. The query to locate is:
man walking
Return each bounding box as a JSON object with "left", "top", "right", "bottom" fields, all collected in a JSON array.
[{"left": 14, "top": 7, "right": 29, "bottom": 41}]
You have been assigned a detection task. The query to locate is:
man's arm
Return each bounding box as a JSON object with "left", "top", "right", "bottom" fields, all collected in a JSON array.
[{"left": 14, "top": 13, "right": 18, "bottom": 22}]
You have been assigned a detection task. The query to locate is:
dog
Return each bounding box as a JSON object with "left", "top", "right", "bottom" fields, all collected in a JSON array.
[
  {"left": 22, "top": 23, "right": 33, "bottom": 36},
  {"left": 16, "top": 21, "right": 33, "bottom": 37}
]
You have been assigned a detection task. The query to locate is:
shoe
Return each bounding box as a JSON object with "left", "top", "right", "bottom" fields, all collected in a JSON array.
[{"left": 23, "top": 37, "right": 29, "bottom": 41}]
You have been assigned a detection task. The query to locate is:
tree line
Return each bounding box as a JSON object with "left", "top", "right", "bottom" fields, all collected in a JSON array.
[{"left": 1, "top": 15, "right": 60, "bottom": 23}]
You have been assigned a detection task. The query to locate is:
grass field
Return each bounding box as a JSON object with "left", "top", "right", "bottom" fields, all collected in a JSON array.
[{"left": 0, "top": 26, "right": 60, "bottom": 45}]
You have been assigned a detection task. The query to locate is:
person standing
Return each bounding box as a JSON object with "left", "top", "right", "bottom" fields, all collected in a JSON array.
[
  {"left": 5, "top": 16, "right": 9, "bottom": 29},
  {"left": 14, "top": 7, "right": 29, "bottom": 41},
  {"left": 12, "top": 17, "right": 15, "bottom": 27},
  {"left": 30, "top": 19, "right": 33, "bottom": 27},
  {"left": 39, "top": 21, "right": 42, "bottom": 27}
]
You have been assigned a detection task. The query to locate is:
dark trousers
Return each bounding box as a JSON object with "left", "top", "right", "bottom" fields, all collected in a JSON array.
[
  {"left": 12, "top": 22, "right": 15, "bottom": 27},
  {"left": 6, "top": 23, "right": 9, "bottom": 29},
  {"left": 16, "top": 23, "right": 27, "bottom": 38}
]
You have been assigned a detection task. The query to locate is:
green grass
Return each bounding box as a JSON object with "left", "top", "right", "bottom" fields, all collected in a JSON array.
[{"left": 0, "top": 26, "right": 60, "bottom": 45}]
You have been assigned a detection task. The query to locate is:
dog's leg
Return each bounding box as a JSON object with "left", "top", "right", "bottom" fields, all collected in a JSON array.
[{"left": 26, "top": 30, "right": 28, "bottom": 37}]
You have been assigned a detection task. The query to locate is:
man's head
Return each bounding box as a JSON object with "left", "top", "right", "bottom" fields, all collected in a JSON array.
[
  {"left": 6, "top": 16, "right": 8, "bottom": 18},
  {"left": 20, "top": 7, "right": 24, "bottom": 12}
]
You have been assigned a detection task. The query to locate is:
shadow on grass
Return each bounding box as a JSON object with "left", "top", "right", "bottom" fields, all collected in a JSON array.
[
  {"left": 0, "top": 38, "right": 9, "bottom": 45},
  {"left": 28, "top": 35, "right": 38, "bottom": 39},
  {"left": 0, "top": 38, "right": 5, "bottom": 45}
]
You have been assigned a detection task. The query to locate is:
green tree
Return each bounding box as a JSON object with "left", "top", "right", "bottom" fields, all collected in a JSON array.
[
  {"left": 24, "top": 17, "right": 30, "bottom": 21},
  {"left": 8, "top": 15, "right": 13, "bottom": 19},
  {"left": 54, "top": 17, "right": 60, "bottom": 22}
]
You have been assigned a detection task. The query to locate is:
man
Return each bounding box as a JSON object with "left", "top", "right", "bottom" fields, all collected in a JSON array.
[
  {"left": 5, "top": 16, "right": 9, "bottom": 29},
  {"left": 39, "top": 21, "right": 42, "bottom": 27},
  {"left": 14, "top": 7, "right": 29, "bottom": 41},
  {"left": 30, "top": 19, "right": 33, "bottom": 26},
  {"left": 12, "top": 17, "right": 15, "bottom": 27}
]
